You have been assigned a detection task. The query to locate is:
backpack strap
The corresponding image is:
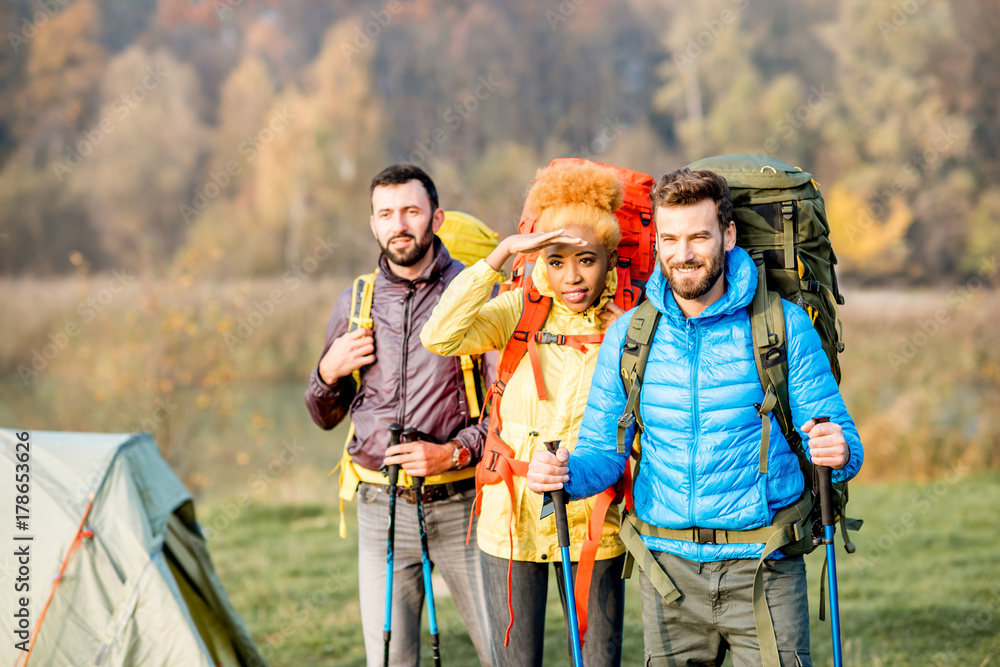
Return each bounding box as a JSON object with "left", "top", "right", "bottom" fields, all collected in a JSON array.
[
  {"left": 748, "top": 259, "right": 795, "bottom": 474},
  {"left": 348, "top": 272, "right": 377, "bottom": 388},
  {"left": 491, "top": 268, "right": 552, "bottom": 403},
  {"left": 617, "top": 299, "right": 661, "bottom": 454},
  {"left": 460, "top": 355, "right": 481, "bottom": 419}
]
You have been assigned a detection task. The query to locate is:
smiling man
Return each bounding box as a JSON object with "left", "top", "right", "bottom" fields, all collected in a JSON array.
[
  {"left": 527, "top": 168, "right": 864, "bottom": 666},
  {"left": 305, "top": 164, "right": 492, "bottom": 666}
]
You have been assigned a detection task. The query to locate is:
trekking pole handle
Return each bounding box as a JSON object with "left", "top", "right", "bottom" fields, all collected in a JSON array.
[
  {"left": 544, "top": 440, "right": 572, "bottom": 549},
  {"left": 387, "top": 424, "right": 403, "bottom": 486},
  {"left": 813, "top": 416, "right": 836, "bottom": 529},
  {"left": 400, "top": 428, "right": 438, "bottom": 490}
]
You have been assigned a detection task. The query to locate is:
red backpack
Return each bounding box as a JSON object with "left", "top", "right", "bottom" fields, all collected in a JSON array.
[{"left": 474, "top": 158, "right": 656, "bottom": 645}]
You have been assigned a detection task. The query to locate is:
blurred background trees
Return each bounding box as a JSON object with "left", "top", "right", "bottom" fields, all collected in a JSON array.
[{"left": 0, "top": 0, "right": 997, "bottom": 285}]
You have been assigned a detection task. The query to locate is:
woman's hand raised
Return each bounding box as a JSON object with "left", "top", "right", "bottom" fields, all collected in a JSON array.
[{"left": 485, "top": 230, "right": 586, "bottom": 272}]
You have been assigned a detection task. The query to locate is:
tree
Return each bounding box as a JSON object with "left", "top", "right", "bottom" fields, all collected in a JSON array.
[
  {"left": 816, "top": 0, "right": 971, "bottom": 282},
  {"left": 13, "top": 0, "right": 106, "bottom": 164},
  {"left": 78, "top": 46, "right": 205, "bottom": 273}
]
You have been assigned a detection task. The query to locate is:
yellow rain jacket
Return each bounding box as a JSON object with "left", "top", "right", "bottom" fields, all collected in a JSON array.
[{"left": 420, "top": 258, "right": 625, "bottom": 563}]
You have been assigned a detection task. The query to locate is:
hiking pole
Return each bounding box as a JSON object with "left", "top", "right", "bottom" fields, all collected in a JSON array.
[
  {"left": 403, "top": 428, "right": 442, "bottom": 667},
  {"left": 544, "top": 440, "right": 584, "bottom": 667},
  {"left": 383, "top": 423, "right": 403, "bottom": 667},
  {"left": 814, "top": 416, "right": 844, "bottom": 667}
]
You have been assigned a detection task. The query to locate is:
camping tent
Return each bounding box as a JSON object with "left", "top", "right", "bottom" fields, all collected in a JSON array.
[{"left": 0, "top": 429, "right": 267, "bottom": 666}]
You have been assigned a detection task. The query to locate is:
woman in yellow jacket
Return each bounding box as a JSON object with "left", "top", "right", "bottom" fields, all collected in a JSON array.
[{"left": 421, "top": 161, "right": 627, "bottom": 667}]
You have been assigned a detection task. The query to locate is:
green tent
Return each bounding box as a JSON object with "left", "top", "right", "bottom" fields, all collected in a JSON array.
[{"left": 0, "top": 429, "right": 267, "bottom": 666}]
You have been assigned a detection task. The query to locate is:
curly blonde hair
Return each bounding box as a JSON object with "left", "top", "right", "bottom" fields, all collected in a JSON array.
[{"left": 527, "top": 161, "right": 623, "bottom": 254}]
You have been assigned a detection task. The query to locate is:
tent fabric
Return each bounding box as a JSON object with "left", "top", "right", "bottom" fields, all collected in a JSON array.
[{"left": 0, "top": 429, "right": 267, "bottom": 667}]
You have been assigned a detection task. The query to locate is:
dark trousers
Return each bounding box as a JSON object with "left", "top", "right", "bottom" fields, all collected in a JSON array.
[{"left": 480, "top": 551, "right": 626, "bottom": 667}]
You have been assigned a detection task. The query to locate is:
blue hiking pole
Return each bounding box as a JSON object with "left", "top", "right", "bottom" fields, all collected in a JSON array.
[
  {"left": 383, "top": 423, "right": 403, "bottom": 667},
  {"left": 404, "top": 429, "right": 442, "bottom": 667},
  {"left": 814, "top": 416, "right": 843, "bottom": 667},
  {"left": 545, "top": 440, "right": 583, "bottom": 667}
]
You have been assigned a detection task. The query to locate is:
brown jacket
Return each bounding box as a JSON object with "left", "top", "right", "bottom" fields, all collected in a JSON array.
[{"left": 305, "top": 238, "right": 488, "bottom": 471}]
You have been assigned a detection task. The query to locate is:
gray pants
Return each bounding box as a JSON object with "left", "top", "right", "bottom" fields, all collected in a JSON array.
[
  {"left": 357, "top": 483, "right": 493, "bottom": 667},
  {"left": 480, "top": 552, "right": 626, "bottom": 667},
  {"left": 640, "top": 552, "right": 812, "bottom": 667}
]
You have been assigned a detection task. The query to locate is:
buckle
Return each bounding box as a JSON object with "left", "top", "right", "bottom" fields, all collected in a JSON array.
[
  {"left": 486, "top": 450, "right": 501, "bottom": 472},
  {"left": 533, "top": 332, "right": 565, "bottom": 345},
  {"left": 696, "top": 528, "right": 717, "bottom": 545},
  {"left": 395, "top": 487, "right": 417, "bottom": 504},
  {"left": 618, "top": 412, "right": 636, "bottom": 430}
]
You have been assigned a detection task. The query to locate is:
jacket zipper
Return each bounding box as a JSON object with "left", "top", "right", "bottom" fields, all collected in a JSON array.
[
  {"left": 688, "top": 321, "right": 701, "bottom": 527},
  {"left": 398, "top": 283, "right": 417, "bottom": 424}
]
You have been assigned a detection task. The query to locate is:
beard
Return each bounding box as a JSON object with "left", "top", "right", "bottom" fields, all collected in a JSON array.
[
  {"left": 380, "top": 226, "right": 434, "bottom": 267},
  {"left": 661, "top": 242, "right": 727, "bottom": 300}
]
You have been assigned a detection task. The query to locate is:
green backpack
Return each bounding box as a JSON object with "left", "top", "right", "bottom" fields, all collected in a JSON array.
[{"left": 615, "top": 155, "right": 861, "bottom": 667}]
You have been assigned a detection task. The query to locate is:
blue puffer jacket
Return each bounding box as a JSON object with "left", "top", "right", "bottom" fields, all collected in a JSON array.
[{"left": 564, "top": 246, "right": 863, "bottom": 562}]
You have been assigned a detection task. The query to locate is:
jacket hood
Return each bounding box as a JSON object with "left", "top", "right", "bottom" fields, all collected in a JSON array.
[
  {"left": 646, "top": 245, "right": 758, "bottom": 324},
  {"left": 530, "top": 253, "right": 618, "bottom": 319},
  {"left": 378, "top": 235, "right": 454, "bottom": 284}
]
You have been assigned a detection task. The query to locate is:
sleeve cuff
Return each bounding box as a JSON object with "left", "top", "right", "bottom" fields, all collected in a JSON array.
[{"left": 453, "top": 422, "right": 486, "bottom": 462}]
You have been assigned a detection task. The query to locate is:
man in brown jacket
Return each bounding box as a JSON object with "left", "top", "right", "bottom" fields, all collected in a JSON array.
[{"left": 305, "top": 164, "right": 492, "bottom": 666}]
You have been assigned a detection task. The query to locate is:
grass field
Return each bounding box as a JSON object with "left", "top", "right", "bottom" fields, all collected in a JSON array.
[{"left": 207, "top": 473, "right": 1000, "bottom": 666}]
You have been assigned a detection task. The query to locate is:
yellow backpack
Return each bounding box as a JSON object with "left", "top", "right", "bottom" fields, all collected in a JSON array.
[{"left": 332, "top": 211, "right": 500, "bottom": 537}]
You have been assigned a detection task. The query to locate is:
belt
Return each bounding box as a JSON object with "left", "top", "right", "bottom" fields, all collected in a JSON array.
[{"left": 360, "top": 476, "right": 476, "bottom": 504}]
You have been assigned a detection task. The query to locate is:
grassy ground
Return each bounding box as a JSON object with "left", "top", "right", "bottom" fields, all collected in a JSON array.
[{"left": 207, "top": 473, "right": 1000, "bottom": 666}]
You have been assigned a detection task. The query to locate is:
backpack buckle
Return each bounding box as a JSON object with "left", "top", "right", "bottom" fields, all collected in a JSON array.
[
  {"left": 534, "top": 332, "right": 565, "bottom": 345},
  {"left": 485, "top": 450, "right": 501, "bottom": 472},
  {"left": 618, "top": 412, "right": 636, "bottom": 430},
  {"left": 696, "top": 528, "right": 717, "bottom": 544}
]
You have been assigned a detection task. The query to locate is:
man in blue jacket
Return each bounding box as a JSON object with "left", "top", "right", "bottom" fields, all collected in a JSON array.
[{"left": 527, "top": 168, "right": 862, "bottom": 666}]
